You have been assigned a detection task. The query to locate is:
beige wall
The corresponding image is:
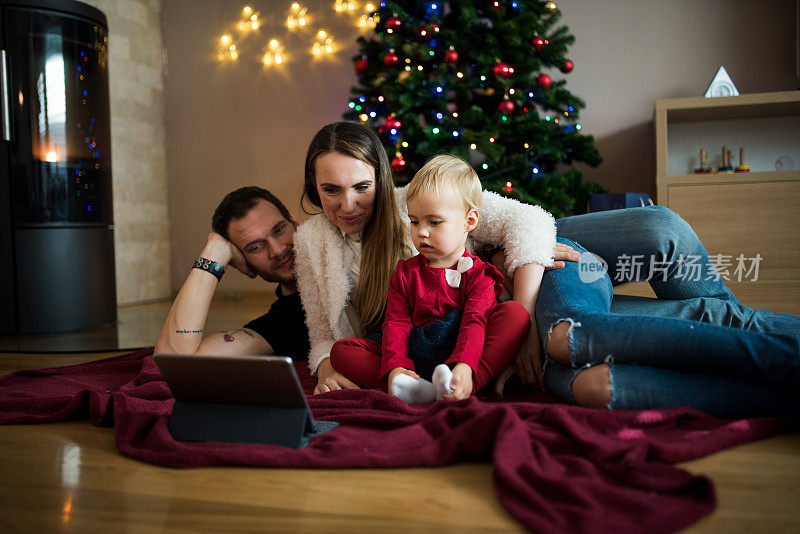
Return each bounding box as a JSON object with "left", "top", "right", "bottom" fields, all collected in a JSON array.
[
  {"left": 83, "top": 0, "right": 171, "bottom": 305},
  {"left": 557, "top": 0, "right": 797, "bottom": 196},
  {"left": 162, "top": 0, "right": 798, "bottom": 295}
]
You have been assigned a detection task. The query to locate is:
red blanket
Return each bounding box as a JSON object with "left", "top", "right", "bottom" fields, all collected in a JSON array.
[{"left": 0, "top": 349, "right": 789, "bottom": 534}]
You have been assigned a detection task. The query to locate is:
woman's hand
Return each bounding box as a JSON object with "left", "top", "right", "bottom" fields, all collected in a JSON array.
[
  {"left": 442, "top": 363, "right": 473, "bottom": 401},
  {"left": 314, "top": 357, "right": 360, "bottom": 394},
  {"left": 546, "top": 242, "right": 580, "bottom": 271}
]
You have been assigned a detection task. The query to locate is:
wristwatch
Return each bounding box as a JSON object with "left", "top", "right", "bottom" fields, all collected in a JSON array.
[{"left": 193, "top": 257, "right": 225, "bottom": 281}]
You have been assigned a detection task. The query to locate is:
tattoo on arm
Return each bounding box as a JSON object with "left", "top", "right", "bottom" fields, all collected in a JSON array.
[
  {"left": 223, "top": 329, "right": 255, "bottom": 342},
  {"left": 176, "top": 329, "right": 203, "bottom": 334}
]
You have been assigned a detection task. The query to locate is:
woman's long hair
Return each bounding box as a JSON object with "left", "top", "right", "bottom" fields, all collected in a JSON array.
[{"left": 303, "top": 121, "right": 406, "bottom": 334}]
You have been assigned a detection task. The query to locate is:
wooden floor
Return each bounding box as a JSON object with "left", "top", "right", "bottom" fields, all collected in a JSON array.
[{"left": 0, "top": 292, "right": 799, "bottom": 533}]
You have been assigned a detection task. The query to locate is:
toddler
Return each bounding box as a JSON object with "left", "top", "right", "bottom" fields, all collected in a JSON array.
[{"left": 330, "top": 154, "right": 531, "bottom": 403}]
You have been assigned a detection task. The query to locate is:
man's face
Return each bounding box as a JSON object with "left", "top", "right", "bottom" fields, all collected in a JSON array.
[{"left": 226, "top": 200, "right": 296, "bottom": 285}]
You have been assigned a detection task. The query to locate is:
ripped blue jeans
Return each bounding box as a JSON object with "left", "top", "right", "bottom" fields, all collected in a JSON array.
[{"left": 535, "top": 232, "right": 800, "bottom": 419}]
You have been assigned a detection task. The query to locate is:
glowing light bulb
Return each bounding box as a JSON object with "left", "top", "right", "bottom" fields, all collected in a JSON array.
[
  {"left": 470, "top": 143, "right": 477, "bottom": 150},
  {"left": 220, "top": 35, "right": 232, "bottom": 45},
  {"left": 509, "top": 88, "right": 515, "bottom": 94},
  {"left": 45, "top": 150, "right": 58, "bottom": 162},
  {"left": 489, "top": 137, "right": 495, "bottom": 143},
  {"left": 456, "top": 72, "right": 463, "bottom": 78},
  {"left": 243, "top": 6, "right": 252, "bottom": 15},
  {"left": 432, "top": 127, "right": 440, "bottom": 134},
  {"left": 524, "top": 143, "right": 529, "bottom": 149},
  {"left": 402, "top": 141, "right": 408, "bottom": 147},
  {"left": 360, "top": 113, "right": 369, "bottom": 122}
]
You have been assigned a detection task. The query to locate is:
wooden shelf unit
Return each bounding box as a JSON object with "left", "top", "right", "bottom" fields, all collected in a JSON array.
[{"left": 654, "top": 91, "right": 800, "bottom": 315}]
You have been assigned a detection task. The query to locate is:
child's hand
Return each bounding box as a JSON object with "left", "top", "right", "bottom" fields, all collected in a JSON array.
[
  {"left": 388, "top": 367, "right": 419, "bottom": 389},
  {"left": 442, "top": 363, "right": 473, "bottom": 401}
]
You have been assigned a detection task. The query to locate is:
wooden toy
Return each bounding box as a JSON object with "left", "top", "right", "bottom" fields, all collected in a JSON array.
[
  {"left": 694, "top": 148, "right": 714, "bottom": 173},
  {"left": 735, "top": 146, "right": 750, "bottom": 172},
  {"left": 719, "top": 146, "right": 734, "bottom": 173}
]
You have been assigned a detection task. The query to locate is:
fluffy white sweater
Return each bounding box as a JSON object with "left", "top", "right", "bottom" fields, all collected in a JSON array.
[{"left": 294, "top": 185, "right": 556, "bottom": 374}]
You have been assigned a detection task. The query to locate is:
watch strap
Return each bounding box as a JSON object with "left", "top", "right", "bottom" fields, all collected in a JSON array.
[{"left": 193, "top": 257, "right": 225, "bottom": 281}]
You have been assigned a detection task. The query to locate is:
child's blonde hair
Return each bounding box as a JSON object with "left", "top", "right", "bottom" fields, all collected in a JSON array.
[{"left": 407, "top": 154, "right": 483, "bottom": 213}]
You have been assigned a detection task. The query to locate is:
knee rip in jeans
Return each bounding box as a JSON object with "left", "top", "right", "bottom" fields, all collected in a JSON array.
[{"left": 545, "top": 318, "right": 581, "bottom": 366}]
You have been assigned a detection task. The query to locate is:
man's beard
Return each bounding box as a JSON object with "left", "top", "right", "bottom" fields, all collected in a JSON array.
[{"left": 256, "top": 248, "right": 296, "bottom": 285}]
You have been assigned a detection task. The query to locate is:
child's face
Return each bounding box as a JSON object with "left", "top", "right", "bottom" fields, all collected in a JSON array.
[{"left": 407, "top": 188, "right": 478, "bottom": 268}]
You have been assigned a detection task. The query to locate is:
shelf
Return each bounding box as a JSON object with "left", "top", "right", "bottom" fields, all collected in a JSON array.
[
  {"left": 655, "top": 91, "right": 800, "bottom": 123},
  {"left": 657, "top": 170, "right": 800, "bottom": 186}
]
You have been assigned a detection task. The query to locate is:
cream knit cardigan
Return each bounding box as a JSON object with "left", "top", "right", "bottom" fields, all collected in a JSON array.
[{"left": 294, "top": 185, "right": 556, "bottom": 375}]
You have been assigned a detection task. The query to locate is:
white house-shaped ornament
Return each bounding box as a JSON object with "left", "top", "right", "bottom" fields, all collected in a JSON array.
[{"left": 704, "top": 66, "right": 739, "bottom": 98}]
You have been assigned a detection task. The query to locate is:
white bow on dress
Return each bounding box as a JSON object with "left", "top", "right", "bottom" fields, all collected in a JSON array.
[{"left": 444, "top": 256, "right": 473, "bottom": 288}]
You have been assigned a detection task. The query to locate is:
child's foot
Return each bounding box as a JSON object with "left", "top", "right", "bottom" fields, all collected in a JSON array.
[
  {"left": 432, "top": 364, "right": 454, "bottom": 400},
  {"left": 390, "top": 374, "right": 437, "bottom": 404}
]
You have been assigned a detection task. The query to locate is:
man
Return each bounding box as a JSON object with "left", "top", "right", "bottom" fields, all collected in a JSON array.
[{"left": 154, "top": 187, "right": 309, "bottom": 359}]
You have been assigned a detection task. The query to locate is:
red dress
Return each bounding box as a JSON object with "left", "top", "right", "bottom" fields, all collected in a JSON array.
[{"left": 380, "top": 250, "right": 503, "bottom": 377}]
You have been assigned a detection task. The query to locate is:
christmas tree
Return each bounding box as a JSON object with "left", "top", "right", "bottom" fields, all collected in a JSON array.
[{"left": 343, "top": 0, "right": 604, "bottom": 218}]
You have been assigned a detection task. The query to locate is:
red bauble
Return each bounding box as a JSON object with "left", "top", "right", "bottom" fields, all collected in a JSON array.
[
  {"left": 384, "top": 52, "right": 400, "bottom": 66},
  {"left": 386, "top": 16, "right": 402, "bottom": 28},
  {"left": 498, "top": 99, "right": 515, "bottom": 114},
  {"left": 531, "top": 36, "right": 545, "bottom": 51},
  {"left": 385, "top": 116, "right": 402, "bottom": 129},
  {"left": 560, "top": 59, "right": 574, "bottom": 73},
  {"left": 492, "top": 62, "right": 514, "bottom": 78},
  {"left": 537, "top": 74, "right": 552, "bottom": 88},
  {"left": 444, "top": 48, "right": 458, "bottom": 62},
  {"left": 354, "top": 57, "right": 369, "bottom": 75},
  {"left": 391, "top": 156, "right": 406, "bottom": 172}
]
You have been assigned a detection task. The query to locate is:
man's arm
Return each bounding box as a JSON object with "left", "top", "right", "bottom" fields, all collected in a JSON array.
[{"left": 154, "top": 233, "right": 272, "bottom": 356}]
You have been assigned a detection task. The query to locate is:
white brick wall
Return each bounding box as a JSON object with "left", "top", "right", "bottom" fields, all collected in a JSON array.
[{"left": 82, "top": 0, "right": 170, "bottom": 305}]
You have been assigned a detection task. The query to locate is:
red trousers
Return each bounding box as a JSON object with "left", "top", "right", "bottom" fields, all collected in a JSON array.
[{"left": 330, "top": 301, "right": 531, "bottom": 392}]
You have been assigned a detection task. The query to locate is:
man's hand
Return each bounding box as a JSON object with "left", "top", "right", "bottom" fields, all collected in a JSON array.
[
  {"left": 442, "top": 363, "right": 473, "bottom": 401},
  {"left": 314, "top": 357, "right": 360, "bottom": 395},
  {"left": 495, "top": 329, "right": 545, "bottom": 397},
  {"left": 546, "top": 242, "right": 580, "bottom": 271},
  {"left": 202, "top": 232, "right": 256, "bottom": 279},
  {"left": 514, "top": 329, "right": 545, "bottom": 388}
]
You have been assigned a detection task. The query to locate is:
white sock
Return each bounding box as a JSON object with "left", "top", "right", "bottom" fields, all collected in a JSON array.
[
  {"left": 390, "top": 374, "right": 437, "bottom": 404},
  {"left": 432, "top": 364, "right": 454, "bottom": 400}
]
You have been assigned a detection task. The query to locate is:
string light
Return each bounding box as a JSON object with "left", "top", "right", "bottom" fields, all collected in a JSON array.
[
  {"left": 470, "top": 143, "right": 477, "bottom": 150},
  {"left": 287, "top": 3, "right": 308, "bottom": 30},
  {"left": 217, "top": 35, "right": 239, "bottom": 61},
  {"left": 312, "top": 30, "right": 335, "bottom": 56},
  {"left": 334, "top": 0, "right": 357, "bottom": 12},
  {"left": 262, "top": 39, "right": 285, "bottom": 66},
  {"left": 238, "top": 6, "right": 260, "bottom": 32}
]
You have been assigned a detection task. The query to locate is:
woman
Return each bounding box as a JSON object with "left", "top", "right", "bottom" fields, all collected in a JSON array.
[
  {"left": 293, "top": 121, "right": 556, "bottom": 394},
  {"left": 535, "top": 210, "right": 800, "bottom": 417}
]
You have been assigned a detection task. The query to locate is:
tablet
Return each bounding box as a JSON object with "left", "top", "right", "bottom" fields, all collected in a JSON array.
[{"left": 154, "top": 353, "right": 338, "bottom": 448}]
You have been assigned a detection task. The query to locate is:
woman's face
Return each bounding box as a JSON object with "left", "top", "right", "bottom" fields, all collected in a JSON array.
[{"left": 314, "top": 151, "right": 377, "bottom": 234}]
